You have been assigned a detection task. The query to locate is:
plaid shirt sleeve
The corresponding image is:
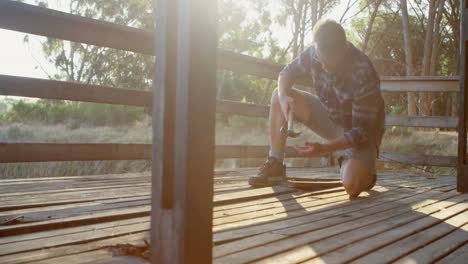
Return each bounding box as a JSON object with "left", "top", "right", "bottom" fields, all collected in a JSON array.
[
  {"left": 279, "top": 47, "right": 313, "bottom": 79},
  {"left": 343, "top": 61, "right": 381, "bottom": 148}
]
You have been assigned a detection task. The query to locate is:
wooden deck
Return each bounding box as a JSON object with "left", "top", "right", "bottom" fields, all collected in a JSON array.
[{"left": 0, "top": 167, "right": 466, "bottom": 264}]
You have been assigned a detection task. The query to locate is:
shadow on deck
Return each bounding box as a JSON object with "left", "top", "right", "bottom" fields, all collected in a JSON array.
[{"left": 0, "top": 167, "right": 466, "bottom": 264}]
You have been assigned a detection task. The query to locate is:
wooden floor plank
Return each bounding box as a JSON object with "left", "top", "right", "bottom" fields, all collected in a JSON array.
[
  {"left": 212, "top": 190, "right": 459, "bottom": 262},
  {"left": 213, "top": 187, "right": 408, "bottom": 242},
  {"left": 213, "top": 187, "right": 344, "bottom": 213},
  {"left": 351, "top": 211, "right": 468, "bottom": 263},
  {"left": 0, "top": 232, "right": 147, "bottom": 264},
  {"left": 0, "top": 168, "right": 459, "bottom": 264},
  {"left": 252, "top": 193, "right": 467, "bottom": 264},
  {"left": 395, "top": 223, "right": 468, "bottom": 264},
  {"left": 0, "top": 188, "right": 152, "bottom": 211},
  {"left": 0, "top": 198, "right": 150, "bottom": 225},
  {"left": 0, "top": 219, "right": 149, "bottom": 256},
  {"left": 32, "top": 249, "right": 115, "bottom": 264},
  {"left": 213, "top": 189, "right": 346, "bottom": 219},
  {"left": 0, "top": 195, "right": 150, "bottom": 219},
  {"left": 303, "top": 195, "right": 468, "bottom": 264},
  {"left": 436, "top": 242, "right": 468, "bottom": 264},
  {"left": 0, "top": 217, "right": 148, "bottom": 246},
  {"left": 213, "top": 185, "right": 295, "bottom": 206}
]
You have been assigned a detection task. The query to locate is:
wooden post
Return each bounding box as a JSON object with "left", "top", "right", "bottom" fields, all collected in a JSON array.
[
  {"left": 458, "top": 0, "right": 468, "bottom": 193},
  {"left": 151, "top": 0, "right": 217, "bottom": 263}
]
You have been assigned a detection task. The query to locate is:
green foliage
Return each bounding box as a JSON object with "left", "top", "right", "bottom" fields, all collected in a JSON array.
[
  {"left": 34, "top": 0, "right": 154, "bottom": 90},
  {"left": 6, "top": 124, "right": 34, "bottom": 140},
  {"left": 4, "top": 100, "right": 146, "bottom": 127},
  {"left": 350, "top": 9, "right": 425, "bottom": 76}
]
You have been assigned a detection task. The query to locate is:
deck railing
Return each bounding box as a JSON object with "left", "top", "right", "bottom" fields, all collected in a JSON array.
[{"left": 0, "top": 1, "right": 459, "bottom": 168}]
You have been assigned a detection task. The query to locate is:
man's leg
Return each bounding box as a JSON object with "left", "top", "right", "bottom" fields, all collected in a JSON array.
[
  {"left": 248, "top": 87, "right": 313, "bottom": 187},
  {"left": 269, "top": 88, "right": 312, "bottom": 156},
  {"left": 340, "top": 158, "right": 376, "bottom": 198}
]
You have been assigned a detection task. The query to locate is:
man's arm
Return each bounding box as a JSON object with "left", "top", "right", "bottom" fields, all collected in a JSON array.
[
  {"left": 277, "top": 47, "right": 314, "bottom": 117},
  {"left": 294, "top": 136, "right": 351, "bottom": 157},
  {"left": 277, "top": 75, "right": 295, "bottom": 98},
  {"left": 278, "top": 46, "right": 313, "bottom": 97},
  {"left": 322, "top": 136, "right": 351, "bottom": 153}
]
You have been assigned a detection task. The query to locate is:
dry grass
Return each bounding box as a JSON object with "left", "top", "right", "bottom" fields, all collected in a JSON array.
[{"left": 0, "top": 119, "right": 458, "bottom": 179}]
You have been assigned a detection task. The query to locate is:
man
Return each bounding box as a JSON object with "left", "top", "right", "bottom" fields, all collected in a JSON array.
[{"left": 248, "top": 19, "right": 385, "bottom": 198}]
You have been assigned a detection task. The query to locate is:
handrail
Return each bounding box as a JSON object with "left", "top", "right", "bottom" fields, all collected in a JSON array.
[
  {"left": 0, "top": 143, "right": 457, "bottom": 167},
  {"left": 0, "top": 2, "right": 460, "bottom": 91},
  {"left": 0, "top": 143, "right": 302, "bottom": 162},
  {"left": 0, "top": 75, "right": 458, "bottom": 128},
  {"left": 0, "top": 1, "right": 460, "bottom": 168}
]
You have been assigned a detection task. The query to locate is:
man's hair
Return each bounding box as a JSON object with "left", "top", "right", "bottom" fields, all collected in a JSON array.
[{"left": 312, "top": 19, "right": 347, "bottom": 56}]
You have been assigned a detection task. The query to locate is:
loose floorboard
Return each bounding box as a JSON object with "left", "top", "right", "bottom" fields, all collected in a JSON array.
[{"left": 0, "top": 167, "right": 466, "bottom": 264}]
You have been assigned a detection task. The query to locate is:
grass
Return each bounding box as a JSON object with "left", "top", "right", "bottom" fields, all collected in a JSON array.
[{"left": 0, "top": 117, "right": 459, "bottom": 179}]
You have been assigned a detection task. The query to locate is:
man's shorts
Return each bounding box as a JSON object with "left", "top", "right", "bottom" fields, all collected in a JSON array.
[{"left": 297, "top": 89, "right": 377, "bottom": 175}]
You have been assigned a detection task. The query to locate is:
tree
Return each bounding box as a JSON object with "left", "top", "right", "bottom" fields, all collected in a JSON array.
[
  {"left": 400, "top": 0, "right": 417, "bottom": 115},
  {"left": 443, "top": 0, "right": 460, "bottom": 116},
  {"left": 362, "top": 0, "right": 384, "bottom": 53},
  {"left": 31, "top": 0, "right": 154, "bottom": 91},
  {"left": 420, "top": 0, "right": 437, "bottom": 116}
]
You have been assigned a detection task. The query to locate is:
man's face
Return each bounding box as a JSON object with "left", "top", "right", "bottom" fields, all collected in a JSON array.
[{"left": 315, "top": 43, "right": 347, "bottom": 74}]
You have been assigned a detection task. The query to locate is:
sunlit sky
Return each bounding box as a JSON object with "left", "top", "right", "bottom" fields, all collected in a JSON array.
[{"left": 0, "top": 0, "right": 358, "bottom": 80}]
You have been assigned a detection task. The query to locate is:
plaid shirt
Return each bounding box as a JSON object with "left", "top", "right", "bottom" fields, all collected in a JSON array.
[{"left": 280, "top": 42, "right": 385, "bottom": 153}]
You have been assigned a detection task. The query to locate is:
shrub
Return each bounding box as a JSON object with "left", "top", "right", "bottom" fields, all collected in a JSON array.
[{"left": 4, "top": 99, "right": 146, "bottom": 127}]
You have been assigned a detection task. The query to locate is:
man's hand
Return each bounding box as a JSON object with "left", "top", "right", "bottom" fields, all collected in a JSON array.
[{"left": 294, "top": 142, "right": 326, "bottom": 157}]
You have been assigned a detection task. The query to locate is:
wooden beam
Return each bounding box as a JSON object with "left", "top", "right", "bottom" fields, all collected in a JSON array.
[
  {"left": 0, "top": 75, "right": 459, "bottom": 110},
  {"left": 0, "top": 143, "right": 456, "bottom": 168},
  {"left": 0, "top": 143, "right": 151, "bottom": 162},
  {"left": 379, "top": 152, "right": 457, "bottom": 168},
  {"left": 458, "top": 1, "right": 468, "bottom": 192},
  {"left": 0, "top": 74, "right": 457, "bottom": 129},
  {"left": 0, "top": 143, "right": 322, "bottom": 163},
  {"left": 215, "top": 145, "right": 302, "bottom": 159},
  {"left": 217, "top": 49, "right": 312, "bottom": 86},
  {"left": 380, "top": 77, "right": 459, "bottom": 92},
  {"left": 0, "top": 2, "right": 460, "bottom": 92},
  {"left": 216, "top": 99, "right": 269, "bottom": 117},
  {"left": 385, "top": 115, "right": 457, "bottom": 129},
  {"left": 0, "top": 74, "right": 151, "bottom": 107},
  {"left": 151, "top": 0, "right": 217, "bottom": 262},
  {"left": 0, "top": 0, "right": 154, "bottom": 54}
]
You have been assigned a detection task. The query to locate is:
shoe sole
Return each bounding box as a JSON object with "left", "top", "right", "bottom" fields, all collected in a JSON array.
[{"left": 248, "top": 178, "right": 285, "bottom": 188}]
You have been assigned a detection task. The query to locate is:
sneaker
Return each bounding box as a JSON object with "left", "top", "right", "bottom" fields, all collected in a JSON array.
[{"left": 248, "top": 157, "right": 286, "bottom": 188}]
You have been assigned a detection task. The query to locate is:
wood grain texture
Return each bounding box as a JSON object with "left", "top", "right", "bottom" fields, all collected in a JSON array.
[{"left": 0, "top": 168, "right": 459, "bottom": 264}]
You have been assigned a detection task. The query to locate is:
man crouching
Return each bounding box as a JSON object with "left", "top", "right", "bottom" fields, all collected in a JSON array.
[{"left": 248, "top": 19, "right": 385, "bottom": 198}]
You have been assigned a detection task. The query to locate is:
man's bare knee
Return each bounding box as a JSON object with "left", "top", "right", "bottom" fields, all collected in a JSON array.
[
  {"left": 271, "top": 88, "right": 279, "bottom": 104},
  {"left": 343, "top": 179, "right": 362, "bottom": 197},
  {"left": 341, "top": 159, "right": 371, "bottom": 198}
]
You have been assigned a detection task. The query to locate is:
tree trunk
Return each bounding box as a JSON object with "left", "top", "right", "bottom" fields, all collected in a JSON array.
[
  {"left": 420, "top": 0, "right": 437, "bottom": 116},
  {"left": 430, "top": 0, "right": 445, "bottom": 116},
  {"left": 430, "top": 0, "right": 445, "bottom": 76},
  {"left": 311, "top": 0, "right": 318, "bottom": 29},
  {"left": 362, "top": 0, "right": 383, "bottom": 53},
  {"left": 292, "top": 0, "right": 305, "bottom": 58},
  {"left": 400, "top": 0, "right": 417, "bottom": 115},
  {"left": 318, "top": 0, "right": 324, "bottom": 21},
  {"left": 443, "top": 0, "right": 459, "bottom": 117},
  {"left": 299, "top": 1, "right": 308, "bottom": 53}
]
